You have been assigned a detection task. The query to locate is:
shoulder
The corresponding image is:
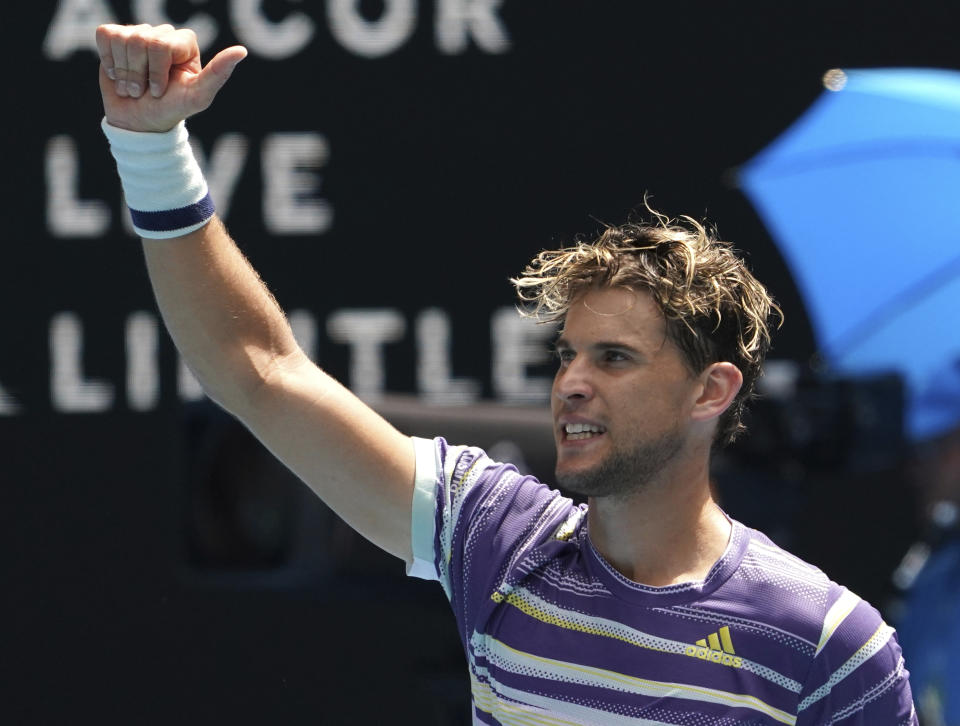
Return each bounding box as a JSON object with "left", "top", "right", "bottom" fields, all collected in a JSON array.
[
  {"left": 729, "top": 527, "right": 837, "bottom": 647},
  {"left": 745, "top": 528, "right": 903, "bottom": 680},
  {"left": 733, "top": 527, "right": 893, "bottom": 657},
  {"left": 746, "top": 529, "right": 916, "bottom": 724},
  {"left": 414, "top": 436, "right": 561, "bottom": 512},
  {"left": 410, "top": 436, "right": 578, "bottom": 583},
  {"left": 728, "top": 528, "right": 915, "bottom": 723}
]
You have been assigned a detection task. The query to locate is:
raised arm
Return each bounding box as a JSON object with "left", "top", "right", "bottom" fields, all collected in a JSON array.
[{"left": 96, "top": 24, "right": 416, "bottom": 563}]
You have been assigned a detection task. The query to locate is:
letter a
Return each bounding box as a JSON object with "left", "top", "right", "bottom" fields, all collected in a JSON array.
[{"left": 44, "top": 0, "right": 117, "bottom": 59}]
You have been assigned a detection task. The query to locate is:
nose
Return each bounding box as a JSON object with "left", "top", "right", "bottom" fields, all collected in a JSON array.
[{"left": 553, "top": 356, "right": 594, "bottom": 405}]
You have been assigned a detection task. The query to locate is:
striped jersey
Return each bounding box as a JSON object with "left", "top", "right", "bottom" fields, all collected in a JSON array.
[{"left": 406, "top": 437, "right": 918, "bottom": 725}]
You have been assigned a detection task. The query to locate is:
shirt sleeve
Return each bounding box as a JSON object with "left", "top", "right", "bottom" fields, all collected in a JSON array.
[
  {"left": 405, "top": 436, "right": 574, "bottom": 637},
  {"left": 406, "top": 436, "right": 445, "bottom": 581},
  {"left": 797, "top": 587, "right": 918, "bottom": 725}
]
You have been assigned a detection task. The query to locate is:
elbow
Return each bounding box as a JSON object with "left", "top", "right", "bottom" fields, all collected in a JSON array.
[{"left": 187, "top": 345, "right": 312, "bottom": 419}]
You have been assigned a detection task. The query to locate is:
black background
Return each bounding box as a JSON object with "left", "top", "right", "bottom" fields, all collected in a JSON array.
[{"left": 2, "top": 2, "right": 946, "bottom": 723}]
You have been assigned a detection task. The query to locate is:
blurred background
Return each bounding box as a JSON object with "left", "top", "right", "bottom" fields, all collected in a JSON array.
[{"left": 4, "top": 1, "right": 960, "bottom": 723}]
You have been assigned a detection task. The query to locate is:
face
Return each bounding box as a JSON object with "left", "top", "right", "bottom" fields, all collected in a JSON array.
[{"left": 552, "top": 286, "right": 702, "bottom": 499}]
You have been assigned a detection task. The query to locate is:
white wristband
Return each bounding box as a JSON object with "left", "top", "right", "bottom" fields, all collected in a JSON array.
[{"left": 101, "top": 118, "right": 215, "bottom": 239}]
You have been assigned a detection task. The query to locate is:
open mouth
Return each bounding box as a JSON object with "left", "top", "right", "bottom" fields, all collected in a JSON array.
[{"left": 563, "top": 423, "right": 607, "bottom": 441}]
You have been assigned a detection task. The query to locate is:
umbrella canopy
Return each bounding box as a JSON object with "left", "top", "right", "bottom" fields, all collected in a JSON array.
[{"left": 740, "top": 68, "right": 960, "bottom": 441}]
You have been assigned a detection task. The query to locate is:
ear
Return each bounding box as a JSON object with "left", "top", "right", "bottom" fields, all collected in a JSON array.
[{"left": 690, "top": 362, "right": 743, "bottom": 423}]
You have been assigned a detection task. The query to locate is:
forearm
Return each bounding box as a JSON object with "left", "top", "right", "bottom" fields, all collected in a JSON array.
[
  {"left": 142, "top": 215, "right": 304, "bottom": 414},
  {"left": 94, "top": 43, "right": 300, "bottom": 414}
]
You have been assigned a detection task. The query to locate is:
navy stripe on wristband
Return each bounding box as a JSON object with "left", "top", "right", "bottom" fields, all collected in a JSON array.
[{"left": 129, "top": 192, "right": 215, "bottom": 233}]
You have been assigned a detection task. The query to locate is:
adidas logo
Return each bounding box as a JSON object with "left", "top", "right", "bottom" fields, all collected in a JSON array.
[{"left": 684, "top": 626, "right": 743, "bottom": 668}]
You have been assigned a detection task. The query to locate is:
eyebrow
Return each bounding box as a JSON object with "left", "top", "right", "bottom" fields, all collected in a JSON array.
[{"left": 554, "top": 337, "right": 647, "bottom": 357}]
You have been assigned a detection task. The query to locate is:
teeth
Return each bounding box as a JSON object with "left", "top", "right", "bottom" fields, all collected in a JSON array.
[
  {"left": 565, "top": 423, "right": 604, "bottom": 433},
  {"left": 564, "top": 423, "right": 605, "bottom": 439}
]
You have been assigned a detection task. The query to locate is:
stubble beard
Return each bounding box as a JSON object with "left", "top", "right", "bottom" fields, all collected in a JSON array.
[{"left": 556, "top": 427, "right": 686, "bottom": 500}]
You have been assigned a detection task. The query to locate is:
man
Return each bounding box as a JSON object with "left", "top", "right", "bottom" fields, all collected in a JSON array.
[{"left": 95, "top": 24, "right": 917, "bottom": 724}]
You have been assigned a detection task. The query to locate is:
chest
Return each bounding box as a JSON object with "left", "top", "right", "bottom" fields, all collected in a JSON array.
[{"left": 474, "top": 588, "right": 776, "bottom": 705}]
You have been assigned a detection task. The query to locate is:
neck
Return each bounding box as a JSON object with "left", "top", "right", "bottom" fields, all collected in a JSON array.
[{"left": 586, "top": 454, "right": 731, "bottom": 588}]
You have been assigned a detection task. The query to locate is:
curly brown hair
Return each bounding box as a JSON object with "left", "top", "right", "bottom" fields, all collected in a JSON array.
[{"left": 512, "top": 210, "right": 782, "bottom": 445}]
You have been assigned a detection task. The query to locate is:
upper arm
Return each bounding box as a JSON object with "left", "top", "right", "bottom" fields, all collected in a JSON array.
[
  {"left": 239, "top": 350, "right": 417, "bottom": 564},
  {"left": 141, "top": 221, "right": 417, "bottom": 563}
]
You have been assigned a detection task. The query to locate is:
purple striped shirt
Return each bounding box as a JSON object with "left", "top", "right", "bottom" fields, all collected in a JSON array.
[{"left": 408, "top": 437, "right": 918, "bottom": 725}]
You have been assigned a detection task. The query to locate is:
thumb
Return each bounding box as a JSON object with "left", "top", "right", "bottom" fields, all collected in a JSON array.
[{"left": 191, "top": 46, "right": 248, "bottom": 110}]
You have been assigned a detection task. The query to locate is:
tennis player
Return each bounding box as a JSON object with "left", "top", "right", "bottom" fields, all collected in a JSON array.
[{"left": 96, "top": 24, "right": 917, "bottom": 725}]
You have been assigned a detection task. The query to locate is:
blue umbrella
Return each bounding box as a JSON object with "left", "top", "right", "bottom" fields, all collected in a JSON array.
[{"left": 740, "top": 68, "right": 960, "bottom": 441}]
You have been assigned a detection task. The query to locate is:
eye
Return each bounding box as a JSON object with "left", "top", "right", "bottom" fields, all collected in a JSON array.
[
  {"left": 603, "top": 349, "right": 630, "bottom": 363},
  {"left": 554, "top": 347, "right": 575, "bottom": 364}
]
